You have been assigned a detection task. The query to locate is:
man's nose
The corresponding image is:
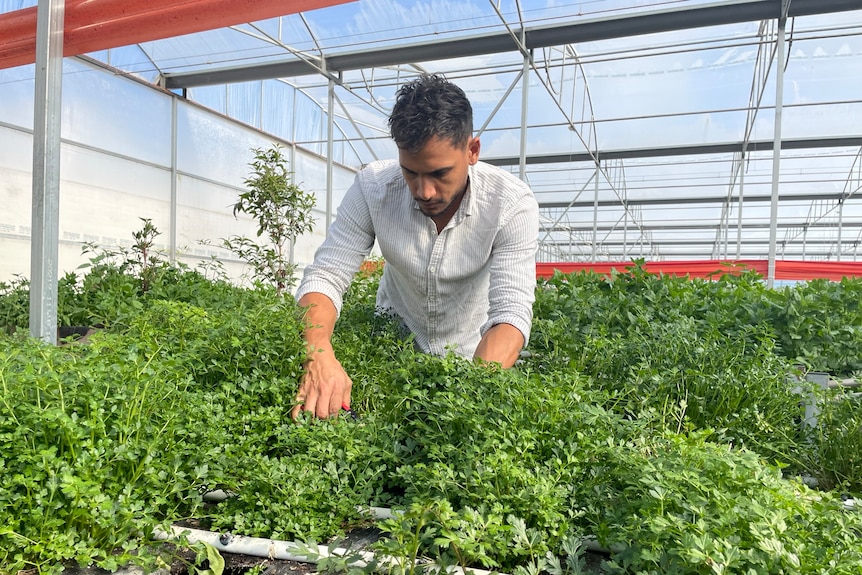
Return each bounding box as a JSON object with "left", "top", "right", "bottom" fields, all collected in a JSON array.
[{"left": 415, "top": 177, "right": 435, "bottom": 200}]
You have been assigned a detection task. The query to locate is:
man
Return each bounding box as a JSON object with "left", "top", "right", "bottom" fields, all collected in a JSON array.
[{"left": 293, "top": 73, "right": 539, "bottom": 419}]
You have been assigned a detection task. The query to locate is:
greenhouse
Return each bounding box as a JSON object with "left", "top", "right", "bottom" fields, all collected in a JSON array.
[{"left": 2, "top": 0, "right": 862, "bottom": 574}]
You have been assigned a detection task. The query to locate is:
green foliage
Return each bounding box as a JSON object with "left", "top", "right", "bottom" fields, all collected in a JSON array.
[
  {"left": 0, "top": 275, "right": 30, "bottom": 333},
  {"left": 3, "top": 255, "right": 862, "bottom": 574},
  {"left": 772, "top": 278, "right": 862, "bottom": 374},
  {"left": 530, "top": 265, "right": 862, "bottom": 477},
  {"left": 806, "top": 389, "right": 862, "bottom": 491},
  {"left": 0, "top": 334, "right": 208, "bottom": 574},
  {"left": 590, "top": 432, "right": 862, "bottom": 574},
  {"left": 192, "top": 542, "right": 225, "bottom": 575},
  {"left": 222, "top": 145, "right": 317, "bottom": 294}
]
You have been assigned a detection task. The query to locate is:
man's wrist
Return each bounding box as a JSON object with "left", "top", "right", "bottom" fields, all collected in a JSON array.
[{"left": 305, "top": 340, "right": 334, "bottom": 357}]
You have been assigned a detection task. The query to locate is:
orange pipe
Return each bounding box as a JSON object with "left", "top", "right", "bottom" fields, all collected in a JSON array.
[
  {"left": 67, "top": 0, "right": 354, "bottom": 48},
  {"left": 0, "top": 0, "right": 353, "bottom": 70},
  {"left": 0, "top": 6, "right": 38, "bottom": 38},
  {"left": 0, "top": 1, "right": 86, "bottom": 38},
  {"left": 68, "top": 0, "right": 263, "bottom": 27}
]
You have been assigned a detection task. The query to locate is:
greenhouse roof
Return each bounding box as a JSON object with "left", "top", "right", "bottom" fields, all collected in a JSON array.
[{"left": 4, "top": 0, "right": 862, "bottom": 262}]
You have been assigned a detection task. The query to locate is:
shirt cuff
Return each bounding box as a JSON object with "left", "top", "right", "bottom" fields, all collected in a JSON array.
[
  {"left": 295, "top": 280, "right": 345, "bottom": 317},
  {"left": 481, "top": 313, "right": 532, "bottom": 348}
]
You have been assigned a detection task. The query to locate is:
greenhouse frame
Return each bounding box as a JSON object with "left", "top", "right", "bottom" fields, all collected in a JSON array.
[
  {"left": 5, "top": 2, "right": 862, "bottom": 573},
  {"left": 2, "top": 0, "right": 862, "bottom": 336}
]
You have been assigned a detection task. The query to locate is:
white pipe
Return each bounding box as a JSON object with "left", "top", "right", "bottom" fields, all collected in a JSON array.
[
  {"left": 178, "top": 504, "right": 611, "bottom": 562},
  {"left": 154, "top": 525, "right": 375, "bottom": 565},
  {"left": 153, "top": 525, "right": 507, "bottom": 575}
]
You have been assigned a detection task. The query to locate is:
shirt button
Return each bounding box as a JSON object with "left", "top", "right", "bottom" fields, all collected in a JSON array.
[{"left": 429, "top": 266, "right": 436, "bottom": 273}]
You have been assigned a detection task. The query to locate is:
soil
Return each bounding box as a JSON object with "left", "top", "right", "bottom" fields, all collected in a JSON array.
[
  {"left": 64, "top": 524, "right": 609, "bottom": 575},
  {"left": 167, "top": 547, "right": 318, "bottom": 575}
]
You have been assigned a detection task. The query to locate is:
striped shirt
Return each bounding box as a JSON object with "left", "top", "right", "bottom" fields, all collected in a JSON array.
[{"left": 296, "top": 159, "right": 539, "bottom": 359}]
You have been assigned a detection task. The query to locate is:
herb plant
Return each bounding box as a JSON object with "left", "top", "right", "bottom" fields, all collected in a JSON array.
[
  {"left": 222, "top": 145, "right": 317, "bottom": 294},
  {"left": 2, "top": 252, "right": 862, "bottom": 574}
]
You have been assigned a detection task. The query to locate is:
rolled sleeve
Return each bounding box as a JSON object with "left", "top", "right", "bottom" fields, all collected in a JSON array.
[
  {"left": 295, "top": 175, "right": 376, "bottom": 316},
  {"left": 481, "top": 191, "right": 539, "bottom": 345}
]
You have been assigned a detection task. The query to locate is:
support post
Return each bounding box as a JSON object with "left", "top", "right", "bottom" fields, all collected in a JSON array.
[
  {"left": 767, "top": 2, "right": 789, "bottom": 287},
  {"left": 170, "top": 96, "right": 178, "bottom": 263},
  {"left": 29, "top": 0, "right": 65, "bottom": 344},
  {"left": 592, "top": 158, "right": 599, "bottom": 261},
  {"left": 736, "top": 151, "right": 745, "bottom": 259},
  {"left": 326, "top": 76, "right": 334, "bottom": 233},
  {"left": 519, "top": 47, "right": 530, "bottom": 181}
]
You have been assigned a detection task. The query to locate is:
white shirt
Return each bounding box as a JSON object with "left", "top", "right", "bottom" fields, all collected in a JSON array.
[{"left": 296, "top": 159, "right": 539, "bottom": 359}]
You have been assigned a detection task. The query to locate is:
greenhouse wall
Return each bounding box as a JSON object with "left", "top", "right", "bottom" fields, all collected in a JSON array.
[{"left": 0, "top": 57, "right": 356, "bottom": 288}]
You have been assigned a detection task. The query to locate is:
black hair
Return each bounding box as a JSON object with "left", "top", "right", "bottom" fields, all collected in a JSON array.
[{"left": 388, "top": 73, "right": 473, "bottom": 153}]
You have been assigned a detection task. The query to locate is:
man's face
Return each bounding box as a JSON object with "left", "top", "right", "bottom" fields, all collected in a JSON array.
[{"left": 399, "top": 135, "right": 480, "bottom": 219}]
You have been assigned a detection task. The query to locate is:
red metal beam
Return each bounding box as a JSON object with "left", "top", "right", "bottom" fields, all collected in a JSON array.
[
  {"left": 536, "top": 260, "right": 862, "bottom": 281},
  {"left": 0, "top": 0, "right": 353, "bottom": 70}
]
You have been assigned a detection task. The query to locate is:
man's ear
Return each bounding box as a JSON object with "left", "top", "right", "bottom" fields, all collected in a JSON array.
[{"left": 468, "top": 136, "right": 480, "bottom": 165}]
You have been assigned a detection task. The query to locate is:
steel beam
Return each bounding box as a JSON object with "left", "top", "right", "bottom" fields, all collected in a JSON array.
[
  {"left": 162, "top": 0, "right": 860, "bottom": 89},
  {"left": 484, "top": 136, "right": 862, "bottom": 167},
  {"left": 538, "top": 192, "right": 845, "bottom": 209}
]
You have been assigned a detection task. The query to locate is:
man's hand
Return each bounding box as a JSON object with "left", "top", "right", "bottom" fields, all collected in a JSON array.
[
  {"left": 293, "top": 292, "right": 352, "bottom": 420},
  {"left": 292, "top": 345, "right": 353, "bottom": 420}
]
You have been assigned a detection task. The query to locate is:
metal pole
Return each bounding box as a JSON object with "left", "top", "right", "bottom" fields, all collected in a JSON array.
[
  {"left": 519, "top": 47, "right": 530, "bottom": 181},
  {"left": 767, "top": 4, "right": 789, "bottom": 287},
  {"left": 592, "top": 158, "right": 599, "bottom": 261},
  {"left": 837, "top": 199, "right": 844, "bottom": 261},
  {"left": 29, "top": 0, "right": 65, "bottom": 344},
  {"left": 170, "top": 97, "right": 178, "bottom": 263},
  {"left": 326, "top": 77, "right": 334, "bottom": 232},
  {"left": 736, "top": 152, "right": 745, "bottom": 259}
]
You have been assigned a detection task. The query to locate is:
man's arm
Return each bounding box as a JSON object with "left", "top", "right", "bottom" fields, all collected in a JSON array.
[
  {"left": 480, "top": 185, "right": 539, "bottom": 367},
  {"left": 292, "top": 293, "right": 353, "bottom": 420},
  {"left": 473, "top": 322, "right": 524, "bottom": 368},
  {"left": 292, "top": 170, "right": 378, "bottom": 419}
]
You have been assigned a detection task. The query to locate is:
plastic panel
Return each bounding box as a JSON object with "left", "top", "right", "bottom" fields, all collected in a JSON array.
[{"left": 62, "top": 59, "right": 172, "bottom": 166}]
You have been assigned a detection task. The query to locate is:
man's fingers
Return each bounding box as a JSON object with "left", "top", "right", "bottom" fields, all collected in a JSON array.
[
  {"left": 290, "top": 403, "right": 303, "bottom": 421},
  {"left": 340, "top": 387, "right": 352, "bottom": 411},
  {"left": 327, "top": 392, "right": 343, "bottom": 417},
  {"left": 294, "top": 356, "right": 351, "bottom": 421}
]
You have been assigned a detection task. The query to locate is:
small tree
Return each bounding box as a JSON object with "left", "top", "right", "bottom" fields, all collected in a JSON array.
[{"left": 223, "top": 146, "right": 316, "bottom": 295}]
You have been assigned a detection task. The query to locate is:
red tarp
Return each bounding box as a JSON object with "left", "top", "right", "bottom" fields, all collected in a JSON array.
[
  {"left": 0, "top": 0, "right": 354, "bottom": 70},
  {"left": 536, "top": 260, "right": 862, "bottom": 282}
]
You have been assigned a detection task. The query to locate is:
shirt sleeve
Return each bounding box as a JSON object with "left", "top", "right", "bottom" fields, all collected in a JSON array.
[
  {"left": 481, "top": 190, "right": 539, "bottom": 345},
  {"left": 294, "top": 172, "right": 376, "bottom": 316}
]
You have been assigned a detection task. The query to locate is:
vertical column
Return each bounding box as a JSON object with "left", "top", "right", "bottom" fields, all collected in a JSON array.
[
  {"left": 736, "top": 151, "right": 745, "bottom": 259},
  {"left": 767, "top": 3, "right": 789, "bottom": 287},
  {"left": 326, "top": 77, "right": 334, "bottom": 233},
  {"left": 29, "top": 0, "right": 65, "bottom": 343},
  {"left": 592, "top": 158, "right": 599, "bottom": 261},
  {"left": 170, "top": 97, "right": 178, "bottom": 263},
  {"left": 836, "top": 199, "right": 844, "bottom": 261},
  {"left": 519, "top": 48, "right": 530, "bottom": 181}
]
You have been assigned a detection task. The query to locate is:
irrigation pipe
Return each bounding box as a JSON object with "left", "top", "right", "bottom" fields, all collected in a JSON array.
[
  {"left": 153, "top": 524, "right": 508, "bottom": 575},
  {"left": 159, "top": 502, "right": 611, "bottom": 571},
  {"left": 153, "top": 525, "right": 377, "bottom": 566}
]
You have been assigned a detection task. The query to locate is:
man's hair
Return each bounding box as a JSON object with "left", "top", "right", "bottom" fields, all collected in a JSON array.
[{"left": 388, "top": 74, "right": 473, "bottom": 153}]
